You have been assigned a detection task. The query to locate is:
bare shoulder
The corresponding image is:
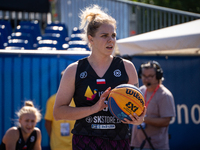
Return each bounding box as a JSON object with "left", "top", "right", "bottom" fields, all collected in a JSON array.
[
  {"left": 122, "top": 58, "right": 136, "bottom": 72},
  {"left": 34, "top": 127, "right": 42, "bottom": 138},
  {"left": 5, "top": 127, "right": 19, "bottom": 135},
  {"left": 65, "top": 61, "right": 78, "bottom": 72},
  {"left": 3, "top": 127, "right": 19, "bottom": 142},
  {"left": 34, "top": 127, "right": 41, "bottom": 133},
  {"left": 62, "top": 61, "right": 78, "bottom": 78},
  {"left": 122, "top": 58, "right": 134, "bottom": 67},
  {"left": 122, "top": 58, "right": 138, "bottom": 85}
]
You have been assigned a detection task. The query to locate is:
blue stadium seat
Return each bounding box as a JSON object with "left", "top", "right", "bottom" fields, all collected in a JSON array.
[
  {"left": 0, "top": 25, "right": 11, "bottom": 44},
  {"left": 72, "top": 27, "right": 83, "bottom": 34},
  {"left": 46, "top": 22, "right": 68, "bottom": 37},
  {"left": 5, "top": 46, "right": 25, "bottom": 50},
  {"left": 20, "top": 20, "right": 41, "bottom": 37},
  {"left": 69, "top": 27, "right": 84, "bottom": 46},
  {"left": 15, "top": 25, "right": 39, "bottom": 47},
  {"left": 5, "top": 39, "right": 33, "bottom": 50},
  {"left": 45, "top": 25, "right": 69, "bottom": 43},
  {"left": 37, "top": 39, "right": 64, "bottom": 50},
  {"left": 0, "top": 20, "right": 12, "bottom": 36},
  {"left": 8, "top": 32, "right": 35, "bottom": 49},
  {"left": 45, "top": 26, "right": 67, "bottom": 38},
  {"left": 37, "top": 33, "right": 65, "bottom": 45}
]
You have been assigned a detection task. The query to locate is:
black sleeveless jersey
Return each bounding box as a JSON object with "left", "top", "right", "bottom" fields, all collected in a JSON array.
[
  {"left": 71, "top": 56, "right": 131, "bottom": 140},
  {"left": 0, "top": 127, "right": 37, "bottom": 150},
  {"left": 16, "top": 127, "right": 37, "bottom": 150}
]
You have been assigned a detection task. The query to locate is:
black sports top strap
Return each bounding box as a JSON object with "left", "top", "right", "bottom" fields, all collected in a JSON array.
[{"left": 16, "top": 127, "right": 37, "bottom": 150}]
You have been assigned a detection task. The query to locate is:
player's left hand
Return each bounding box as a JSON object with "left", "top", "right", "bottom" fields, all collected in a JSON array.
[{"left": 122, "top": 106, "right": 147, "bottom": 125}]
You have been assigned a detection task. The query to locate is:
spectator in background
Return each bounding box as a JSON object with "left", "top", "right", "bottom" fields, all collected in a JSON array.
[
  {"left": 44, "top": 70, "right": 75, "bottom": 150},
  {"left": 130, "top": 61, "right": 176, "bottom": 150},
  {"left": 0, "top": 101, "right": 42, "bottom": 150}
]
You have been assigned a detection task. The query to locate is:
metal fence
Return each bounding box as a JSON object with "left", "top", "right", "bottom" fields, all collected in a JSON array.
[
  {"left": 0, "top": 0, "right": 200, "bottom": 38},
  {"left": 0, "top": 11, "right": 50, "bottom": 33},
  {"left": 58, "top": 0, "right": 200, "bottom": 39},
  {"left": 122, "top": 0, "right": 200, "bottom": 34}
]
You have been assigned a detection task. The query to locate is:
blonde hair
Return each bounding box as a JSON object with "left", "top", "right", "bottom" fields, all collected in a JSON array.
[
  {"left": 79, "top": 5, "right": 116, "bottom": 44},
  {"left": 16, "top": 101, "right": 42, "bottom": 122}
]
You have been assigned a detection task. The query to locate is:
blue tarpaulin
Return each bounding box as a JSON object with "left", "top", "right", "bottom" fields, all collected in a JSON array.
[{"left": 0, "top": 51, "right": 199, "bottom": 149}]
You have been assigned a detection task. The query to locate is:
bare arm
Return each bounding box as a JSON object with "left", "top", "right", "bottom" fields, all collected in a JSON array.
[
  {"left": 3, "top": 127, "right": 19, "bottom": 150},
  {"left": 33, "top": 128, "right": 42, "bottom": 150},
  {"left": 44, "top": 120, "right": 52, "bottom": 137},
  {"left": 144, "top": 116, "right": 171, "bottom": 127},
  {"left": 53, "top": 62, "right": 111, "bottom": 121},
  {"left": 123, "top": 59, "right": 139, "bottom": 87}
]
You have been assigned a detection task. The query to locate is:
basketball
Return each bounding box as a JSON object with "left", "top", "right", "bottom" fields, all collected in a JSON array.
[{"left": 108, "top": 84, "right": 145, "bottom": 121}]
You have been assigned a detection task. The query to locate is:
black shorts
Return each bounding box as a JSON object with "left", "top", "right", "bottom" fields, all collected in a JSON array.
[{"left": 72, "top": 134, "right": 130, "bottom": 150}]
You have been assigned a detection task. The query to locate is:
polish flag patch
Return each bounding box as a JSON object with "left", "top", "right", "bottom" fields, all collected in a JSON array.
[{"left": 96, "top": 79, "right": 106, "bottom": 84}]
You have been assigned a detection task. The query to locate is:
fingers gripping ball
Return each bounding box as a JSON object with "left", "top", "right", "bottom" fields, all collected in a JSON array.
[{"left": 108, "top": 84, "right": 145, "bottom": 121}]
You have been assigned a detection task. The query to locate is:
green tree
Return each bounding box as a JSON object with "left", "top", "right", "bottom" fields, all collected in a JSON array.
[{"left": 132, "top": 0, "right": 200, "bottom": 13}]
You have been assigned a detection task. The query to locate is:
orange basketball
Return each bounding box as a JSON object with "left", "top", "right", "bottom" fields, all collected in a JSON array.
[{"left": 108, "top": 84, "right": 145, "bottom": 121}]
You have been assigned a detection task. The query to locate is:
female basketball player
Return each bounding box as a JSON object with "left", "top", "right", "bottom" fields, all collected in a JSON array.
[
  {"left": 54, "top": 4, "right": 146, "bottom": 150},
  {"left": 0, "top": 101, "right": 42, "bottom": 150}
]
